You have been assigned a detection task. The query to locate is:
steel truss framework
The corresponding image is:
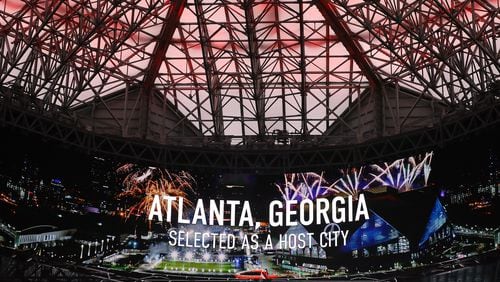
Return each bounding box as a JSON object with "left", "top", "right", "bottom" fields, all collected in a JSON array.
[
  {"left": 0, "top": 0, "right": 499, "bottom": 169},
  {"left": 1, "top": 93, "right": 498, "bottom": 172}
]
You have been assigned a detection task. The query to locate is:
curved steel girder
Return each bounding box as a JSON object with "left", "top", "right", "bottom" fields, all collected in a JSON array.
[
  {"left": 1, "top": 95, "right": 498, "bottom": 173},
  {"left": 140, "top": 0, "right": 187, "bottom": 138},
  {"left": 313, "top": 0, "right": 384, "bottom": 137},
  {"left": 244, "top": 0, "right": 266, "bottom": 137},
  {"left": 141, "top": 0, "right": 187, "bottom": 92},
  {"left": 327, "top": 0, "right": 489, "bottom": 103},
  {"left": 313, "top": 0, "right": 382, "bottom": 88},
  {"left": 194, "top": 0, "right": 224, "bottom": 137},
  {"left": 0, "top": 1, "right": 66, "bottom": 84}
]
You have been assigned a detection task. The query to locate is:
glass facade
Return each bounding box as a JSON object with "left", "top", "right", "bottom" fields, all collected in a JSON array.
[
  {"left": 419, "top": 199, "right": 447, "bottom": 247},
  {"left": 343, "top": 212, "right": 401, "bottom": 252}
]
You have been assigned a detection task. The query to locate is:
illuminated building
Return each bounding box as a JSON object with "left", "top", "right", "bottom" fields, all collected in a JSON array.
[
  {"left": 488, "top": 149, "right": 498, "bottom": 198},
  {"left": 15, "top": 225, "right": 76, "bottom": 249},
  {"left": 494, "top": 228, "right": 500, "bottom": 249},
  {"left": 89, "top": 156, "right": 116, "bottom": 198},
  {"left": 278, "top": 188, "right": 452, "bottom": 271},
  {"left": 49, "top": 178, "right": 65, "bottom": 204}
]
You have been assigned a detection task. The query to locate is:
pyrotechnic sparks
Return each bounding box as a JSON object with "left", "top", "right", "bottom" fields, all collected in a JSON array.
[
  {"left": 276, "top": 152, "right": 434, "bottom": 201},
  {"left": 370, "top": 159, "right": 406, "bottom": 190},
  {"left": 276, "top": 172, "right": 335, "bottom": 201},
  {"left": 370, "top": 152, "right": 434, "bottom": 191},
  {"left": 331, "top": 167, "right": 374, "bottom": 199},
  {"left": 117, "top": 164, "right": 194, "bottom": 219},
  {"left": 422, "top": 152, "right": 433, "bottom": 186}
]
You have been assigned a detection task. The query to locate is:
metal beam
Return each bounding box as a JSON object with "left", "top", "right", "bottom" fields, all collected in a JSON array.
[
  {"left": 30, "top": 1, "right": 126, "bottom": 101},
  {"left": 313, "top": 0, "right": 383, "bottom": 88},
  {"left": 244, "top": 0, "right": 266, "bottom": 138},
  {"left": 139, "top": 0, "right": 186, "bottom": 139},
  {"left": 194, "top": 0, "right": 224, "bottom": 138},
  {"left": 314, "top": 0, "right": 385, "bottom": 137},
  {"left": 63, "top": 1, "right": 166, "bottom": 106},
  {"left": 2, "top": 89, "right": 498, "bottom": 172},
  {"left": 432, "top": 0, "right": 500, "bottom": 73},
  {"left": 299, "top": 0, "right": 309, "bottom": 136},
  {"left": 222, "top": 3, "right": 247, "bottom": 139},
  {"left": 0, "top": 0, "right": 66, "bottom": 84},
  {"left": 365, "top": 0, "right": 484, "bottom": 99}
]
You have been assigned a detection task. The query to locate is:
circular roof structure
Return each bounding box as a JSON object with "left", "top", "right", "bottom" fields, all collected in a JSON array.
[{"left": 0, "top": 0, "right": 498, "bottom": 170}]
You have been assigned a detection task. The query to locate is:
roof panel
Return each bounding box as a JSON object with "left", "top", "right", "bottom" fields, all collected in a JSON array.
[{"left": 0, "top": 0, "right": 497, "bottom": 147}]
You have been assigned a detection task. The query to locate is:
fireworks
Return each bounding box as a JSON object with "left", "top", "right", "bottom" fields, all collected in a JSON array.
[
  {"left": 370, "top": 152, "right": 434, "bottom": 192},
  {"left": 117, "top": 164, "right": 195, "bottom": 219},
  {"left": 370, "top": 160, "right": 406, "bottom": 190},
  {"left": 422, "top": 152, "right": 433, "bottom": 186},
  {"left": 276, "top": 152, "right": 434, "bottom": 201},
  {"left": 276, "top": 168, "right": 375, "bottom": 201},
  {"left": 331, "top": 167, "right": 375, "bottom": 199},
  {"left": 276, "top": 172, "right": 335, "bottom": 201}
]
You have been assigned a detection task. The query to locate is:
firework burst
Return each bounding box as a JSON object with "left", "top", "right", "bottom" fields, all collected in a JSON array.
[
  {"left": 117, "top": 164, "right": 195, "bottom": 219},
  {"left": 275, "top": 152, "right": 434, "bottom": 200},
  {"left": 370, "top": 159, "right": 405, "bottom": 190},
  {"left": 370, "top": 152, "right": 433, "bottom": 191},
  {"left": 276, "top": 172, "right": 335, "bottom": 201},
  {"left": 422, "top": 152, "right": 433, "bottom": 186},
  {"left": 330, "top": 167, "right": 375, "bottom": 199}
]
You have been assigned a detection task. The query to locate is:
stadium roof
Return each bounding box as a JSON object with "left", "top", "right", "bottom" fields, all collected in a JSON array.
[{"left": 0, "top": 0, "right": 498, "bottom": 170}]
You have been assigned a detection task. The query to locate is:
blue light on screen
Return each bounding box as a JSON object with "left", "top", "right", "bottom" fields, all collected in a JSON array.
[
  {"left": 342, "top": 212, "right": 401, "bottom": 252},
  {"left": 419, "top": 199, "right": 447, "bottom": 247}
]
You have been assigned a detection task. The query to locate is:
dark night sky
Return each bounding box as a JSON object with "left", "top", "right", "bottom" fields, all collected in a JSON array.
[
  {"left": 0, "top": 127, "right": 92, "bottom": 186},
  {"left": 431, "top": 127, "right": 499, "bottom": 187}
]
